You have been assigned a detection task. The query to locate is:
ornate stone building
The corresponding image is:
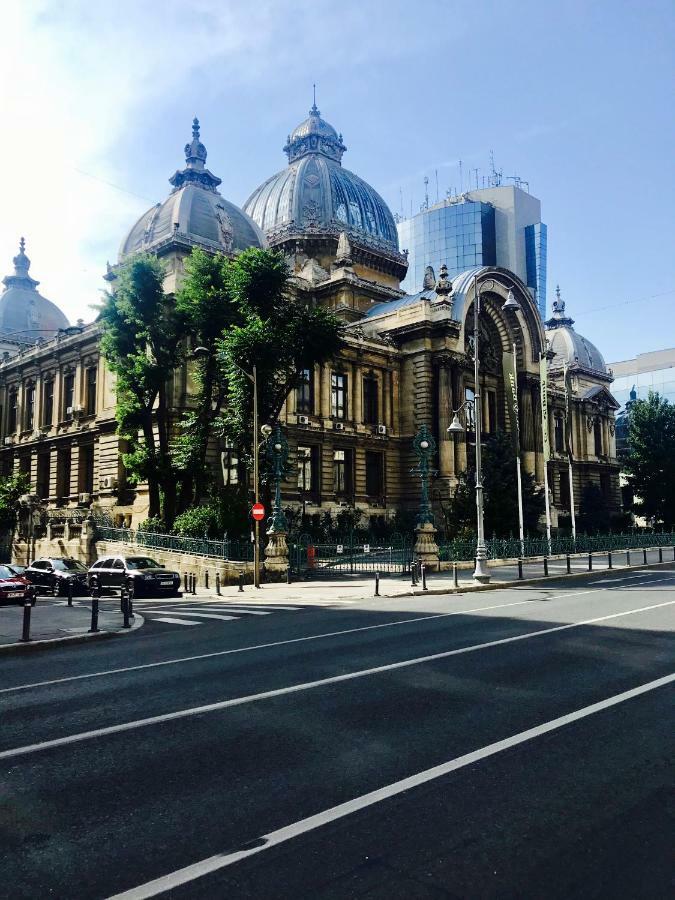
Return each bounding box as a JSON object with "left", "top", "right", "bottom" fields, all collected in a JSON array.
[{"left": 0, "top": 106, "right": 622, "bottom": 545}]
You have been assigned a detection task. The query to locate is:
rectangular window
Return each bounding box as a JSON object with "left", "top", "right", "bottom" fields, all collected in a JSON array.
[
  {"left": 331, "top": 372, "right": 347, "bottom": 420},
  {"left": 600, "top": 472, "right": 611, "bottom": 500},
  {"left": 26, "top": 385, "right": 35, "bottom": 431},
  {"left": 487, "top": 390, "right": 497, "bottom": 433},
  {"left": 559, "top": 469, "right": 570, "bottom": 510},
  {"left": 297, "top": 445, "right": 314, "bottom": 493},
  {"left": 43, "top": 380, "right": 54, "bottom": 427},
  {"left": 296, "top": 368, "right": 314, "bottom": 414},
  {"left": 8, "top": 389, "right": 17, "bottom": 433},
  {"left": 554, "top": 415, "right": 564, "bottom": 453},
  {"left": 63, "top": 373, "right": 75, "bottom": 420},
  {"left": 58, "top": 449, "right": 71, "bottom": 499},
  {"left": 333, "top": 448, "right": 353, "bottom": 496},
  {"left": 365, "top": 451, "right": 384, "bottom": 498},
  {"left": 37, "top": 453, "right": 50, "bottom": 500},
  {"left": 221, "top": 446, "right": 239, "bottom": 486},
  {"left": 363, "top": 375, "right": 379, "bottom": 425},
  {"left": 594, "top": 418, "right": 603, "bottom": 456},
  {"left": 80, "top": 446, "right": 94, "bottom": 493},
  {"left": 85, "top": 366, "right": 97, "bottom": 416},
  {"left": 465, "top": 386, "right": 476, "bottom": 431}
]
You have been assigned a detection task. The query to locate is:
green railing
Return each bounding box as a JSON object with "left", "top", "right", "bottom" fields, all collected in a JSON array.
[
  {"left": 95, "top": 525, "right": 254, "bottom": 561},
  {"left": 439, "top": 532, "right": 675, "bottom": 562}
]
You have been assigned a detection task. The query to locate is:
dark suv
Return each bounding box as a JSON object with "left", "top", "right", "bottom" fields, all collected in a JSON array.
[
  {"left": 25, "top": 558, "right": 89, "bottom": 596},
  {"left": 87, "top": 556, "right": 181, "bottom": 597}
]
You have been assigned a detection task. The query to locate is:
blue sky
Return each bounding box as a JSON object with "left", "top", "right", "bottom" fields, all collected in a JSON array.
[{"left": 1, "top": 0, "right": 673, "bottom": 362}]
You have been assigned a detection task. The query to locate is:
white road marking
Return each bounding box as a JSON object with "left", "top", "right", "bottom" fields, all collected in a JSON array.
[
  {"left": 0, "top": 600, "right": 530, "bottom": 695},
  {"left": 147, "top": 612, "right": 239, "bottom": 622},
  {"left": 3, "top": 571, "right": 674, "bottom": 697},
  {"left": 151, "top": 617, "right": 201, "bottom": 626},
  {"left": 1, "top": 598, "right": 672, "bottom": 761},
  {"left": 107, "top": 671, "right": 675, "bottom": 900}
]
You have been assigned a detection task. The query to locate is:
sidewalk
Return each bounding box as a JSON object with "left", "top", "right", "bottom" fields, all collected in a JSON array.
[
  {"left": 180, "top": 548, "right": 674, "bottom": 604},
  {"left": 0, "top": 599, "right": 143, "bottom": 653}
]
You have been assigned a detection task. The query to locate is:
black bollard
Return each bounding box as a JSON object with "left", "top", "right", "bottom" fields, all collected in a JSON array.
[
  {"left": 374, "top": 571, "right": 380, "bottom": 597},
  {"left": 286, "top": 566, "right": 291, "bottom": 585},
  {"left": 238, "top": 572, "right": 244, "bottom": 592},
  {"left": 411, "top": 562, "right": 417, "bottom": 587},
  {"left": 643, "top": 548, "right": 647, "bottom": 565},
  {"left": 216, "top": 572, "right": 221, "bottom": 595},
  {"left": 183, "top": 572, "right": 188, "bottom": 592},
  {"left": 658, "top": 547, "right": 663, "bottom": 563},
  {"left": 588, "top": 553, "right": 593, "bottom": 571},
  {"left": 421, "top": 564, "right": 428, "bottom": 591},
  {"left": 127, "top": 579, "right": 134, "bottom": 619},
  {"left": 517, "top": 558, "right": 523, "bottom": 580},
  {"left": 452, "top": 562, "right": 459, "bottom": 588},
  {"left": 205, "top": 571, "right": 209, "bottom": 590},
  {"left": 89, "top": 583, "right": 100, "bottom": 633},
  {"left": 626, "top": 549, "right": 631, "bottom": 567},
  {"left": 543, "top": 557, "right": 549, "bottom": 577},
  {"left": 21, "top": 601, "right": 32, "bottom": 643},
  {"left": 122, "top": 591, "right": 131, "bottom": 629},
  {"left": 608, "top": 551, "right": 612, "bottom": 569},
  {"left": 566, "top": 554, "right": 571, "bottom": 574},
  {"left": 67, "top": 579, "right": 73, "bottom": 607},
  {"left": 192, "top": 573, "right": 197, "bottom": 595}
]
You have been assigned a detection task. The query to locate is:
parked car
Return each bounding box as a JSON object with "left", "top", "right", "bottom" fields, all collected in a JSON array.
[
  {"left": 87, "top": 556, "right": 181, "bottom": 597},
  {"left": 25, "top": 558, "right": 89, "bottom": 596},
  {"left": 0, "top": 564, "right": 36, "bottom": 605}
]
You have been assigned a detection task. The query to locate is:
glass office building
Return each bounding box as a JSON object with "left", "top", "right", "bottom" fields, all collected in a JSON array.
[
  {"left": 397, "top": 200, "right": 496, "bottom": 294},
  {"left": 397, "top": 185, "right": 547, "bottom": 319},
  {"left": 609, "top": 348, "right": 675, "bottom": 452}
]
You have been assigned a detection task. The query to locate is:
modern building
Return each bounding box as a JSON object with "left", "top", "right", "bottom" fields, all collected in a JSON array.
[
  {"left": 0, "top": 105, "right": 619, "bottom": 564},
  {"left": 397, "top": 184, "right": 547, "bottom": 319},
  {"left": 608, "top": 347, "right": 675, "bottom": 455}
]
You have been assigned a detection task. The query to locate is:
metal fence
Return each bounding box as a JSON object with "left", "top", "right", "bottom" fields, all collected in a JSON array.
[
  {"left": 439, "top": 532, "right": 675, "bottom": 562},
  {"left": 95, "top": 525, "right": 254, "bottom": 562},
  {"left": 289, "top": 532, "right": 413, "bottom": 578}
]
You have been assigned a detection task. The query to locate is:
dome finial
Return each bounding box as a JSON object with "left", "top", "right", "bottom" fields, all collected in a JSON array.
[
  {"left": 184, "top": 116, "right": 207, "bottom": 170},
  {"left": 311, "top": 82, "right": 319, "bottom": 116},
  {"left": 545, "top": 283, "right": 575, "bottom": 329},
  {"left": 13, "top": 237, "right": 30, "bottom": 275}
]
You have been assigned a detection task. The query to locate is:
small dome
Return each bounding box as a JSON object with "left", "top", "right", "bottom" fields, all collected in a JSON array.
[
  {"left": 244, "top": 103, "right": 406, "bottom": 278},
  {"left": 0, "top": 239, "right": 69, "bottom": 340},
  {"left": 119, "top": 118, "right": 264, "bottom": 261},
  {"left": 545, "top": 286, "right": 607, "bottom": 374}
]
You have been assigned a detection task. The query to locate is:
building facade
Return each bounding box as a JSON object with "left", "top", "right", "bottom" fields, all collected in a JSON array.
[
  {"left": 397, "top": 185, "right": 547, "bottom": 319},
  {"left": 0, "top": 106, "right": 619, "bottom": 552}
]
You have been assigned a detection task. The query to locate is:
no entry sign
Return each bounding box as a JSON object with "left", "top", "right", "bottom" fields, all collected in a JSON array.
[{"left": 251, "top": 502, "right": 265, "bottom": 521}]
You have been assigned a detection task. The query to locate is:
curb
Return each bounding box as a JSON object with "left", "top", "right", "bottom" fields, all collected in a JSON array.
[{"left": 0, "top": 613, "right": 145, "bottom": 656}]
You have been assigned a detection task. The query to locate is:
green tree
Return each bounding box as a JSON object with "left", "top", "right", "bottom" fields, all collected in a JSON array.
[
  {"left": 623, "top": 391, "right": 675, "bottom": 527},
  {"left": 0, "top": 473, "right": 31, "bottom": 531},
  {"left": 99, "top": 254, "right": 185, "bottom": 524},
  {"left": 577, "top": 483, "right": 611, "bottom": 533},
  {"left": 217, "top": 247, "right": 343, "bottom": 452},
  {"left": 446, "top": 432, "right": 545, "bottom": 538}
]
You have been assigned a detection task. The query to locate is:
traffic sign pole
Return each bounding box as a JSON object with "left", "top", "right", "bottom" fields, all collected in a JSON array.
[{"left": 253, "top": 365, "right": 260, "bottom": 589}]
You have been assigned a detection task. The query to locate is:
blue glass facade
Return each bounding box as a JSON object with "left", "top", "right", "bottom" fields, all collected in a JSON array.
[
  {"left": 525, "top": 222, "right": 547, "bottom": 319},
  {"left": 398, "top": 201, "right": 496, "bottom": 294}
]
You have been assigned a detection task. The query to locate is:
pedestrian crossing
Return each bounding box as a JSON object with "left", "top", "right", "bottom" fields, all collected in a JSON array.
[{"left": 130, "top": 599, "right": 303, "bottom": 628}]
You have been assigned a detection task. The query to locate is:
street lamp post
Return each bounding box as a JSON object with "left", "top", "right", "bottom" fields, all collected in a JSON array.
[
  {"left": 411, "top": 425, "right": 440, "bottom": 571},
  {"left": 448, "top": 278, "right": 527, "bottom": 581},
  {"left": 263, "top": 422, "right": 290, "bottom": 579}
]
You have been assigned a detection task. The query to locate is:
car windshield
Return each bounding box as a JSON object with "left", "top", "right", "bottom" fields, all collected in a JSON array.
[
  {"left": 0, "top": 565, "right": 17, "bottom": 579},
  {"left": 7, "top": 565, "right": 25, "bottom": 575},
  {"left": 125, "top": 557, "right": 162, "bottom": 570},
  {"left": 52, "top": 559, "right": 88, "bottom": 572}
]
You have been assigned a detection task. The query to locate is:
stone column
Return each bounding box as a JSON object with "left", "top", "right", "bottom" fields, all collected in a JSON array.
[
  {"left": 69, "top": 441, "right": 80, "bottom": 502},
  {"left": 414, "top": 522, "right": 440, "bottom": 571},
  {"left": 353, "top": 364, "right": 363, "bottom": 424},
  {"left": 320, "top": 365, "right": 331, "bottom": 420},
  {"left": 520, "top": 386, "right": 536, "bottom": 476},
  {"left": 48, "top": 444, "right": 59, "bottom": 504},
  {"left": 29, "top": 449, "right": 39, "bottom": 495},
  {"left": 438, "top": 366, "right": 454, "bottom": 477}
]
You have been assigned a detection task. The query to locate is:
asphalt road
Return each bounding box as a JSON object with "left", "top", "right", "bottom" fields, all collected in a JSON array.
[{"left": 1, "top": 566, "right": 673, "bottom": 899}]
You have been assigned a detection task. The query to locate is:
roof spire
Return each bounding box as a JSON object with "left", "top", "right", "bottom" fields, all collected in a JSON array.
[
  {"left": 184, "top": 116, "right": 207, "bottom": 170},
  {"left": 311, "top": 83, "right": 318, "bottom": 115},
  {"left": 13, "top": 237, "right": 30, "bottom": 276},
  {"left": 170, "top": 117, "right": 221, "bottom": 192},
  {"left": 545, "top": 283, "right": 575, "bottom": 329}
]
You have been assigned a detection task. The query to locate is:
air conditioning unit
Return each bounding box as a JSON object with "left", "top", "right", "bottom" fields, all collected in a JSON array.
[
  {"left": 78, "top": 492, "right": 91, "bottom": 505},
  {"left": 3, "top": 437, "right": 13, "bottom": 446},
  {"left": 333, "top": 422, "right": 345, "bottom": 431},
  {"left": 297, "top": 415, "right": 309, "bottom": 426},
  {"left": 66, "top": 406, "right": 74, "bottom": 416},
  {"left": 377, "top": 424, "right": 387, "bottom": 435},
  {"left": 100, "top": 476, "right": 118, "bottom": 490}
]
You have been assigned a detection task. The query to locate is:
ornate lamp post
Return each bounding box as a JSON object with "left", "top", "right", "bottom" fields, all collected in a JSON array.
[
  {"left": 263, "top": 422, "right": 290, "bottom": 578},
  {"left": 411, "top": 425, "right": 440, "bottom": 570}
]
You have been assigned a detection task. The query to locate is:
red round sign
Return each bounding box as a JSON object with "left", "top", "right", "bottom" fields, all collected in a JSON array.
[{"left": 251, "top": 502, "right": 265, "bottom": 521}]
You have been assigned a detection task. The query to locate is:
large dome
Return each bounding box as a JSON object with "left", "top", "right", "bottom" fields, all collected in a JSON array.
[
  {"left": 119, "top": 119, "right": 264, "bottom": 261},
  {"left": 545, "top": 287, "right": 607, "bottom": 375},
  {"left": 244, "top": 104, "right": 406, "bottom": 275},
  {"left": 0, "top": 239, "right": 69, "bottom": 340}
]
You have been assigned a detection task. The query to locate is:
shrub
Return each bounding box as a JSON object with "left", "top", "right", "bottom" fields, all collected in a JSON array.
[
  {"left": 138, "top": 516, "right": 166, "bottom": 534},
  {"left": 172, "top": 506, "right": 218, "bottom": 538}
]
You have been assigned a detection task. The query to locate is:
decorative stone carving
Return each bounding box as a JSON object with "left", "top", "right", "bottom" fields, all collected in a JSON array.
[{"left": 414, "top": 522, "right": 440, "bottom": 571}]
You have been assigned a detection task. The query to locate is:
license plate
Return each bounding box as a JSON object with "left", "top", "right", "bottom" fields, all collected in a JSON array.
[
  {"left": 7, "top": 592, "right": 23, "bottom": 598},
  {"left": 159, "top": 580, "right": 172, "bottom": 585}
]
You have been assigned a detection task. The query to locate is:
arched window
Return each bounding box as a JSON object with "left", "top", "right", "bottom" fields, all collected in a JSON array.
[
  {"left": 554, "top": 414, "right": 564, "bottom": 453},
  {"left": 594, "top": 417, "right": 603, "bottom": 457}
]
